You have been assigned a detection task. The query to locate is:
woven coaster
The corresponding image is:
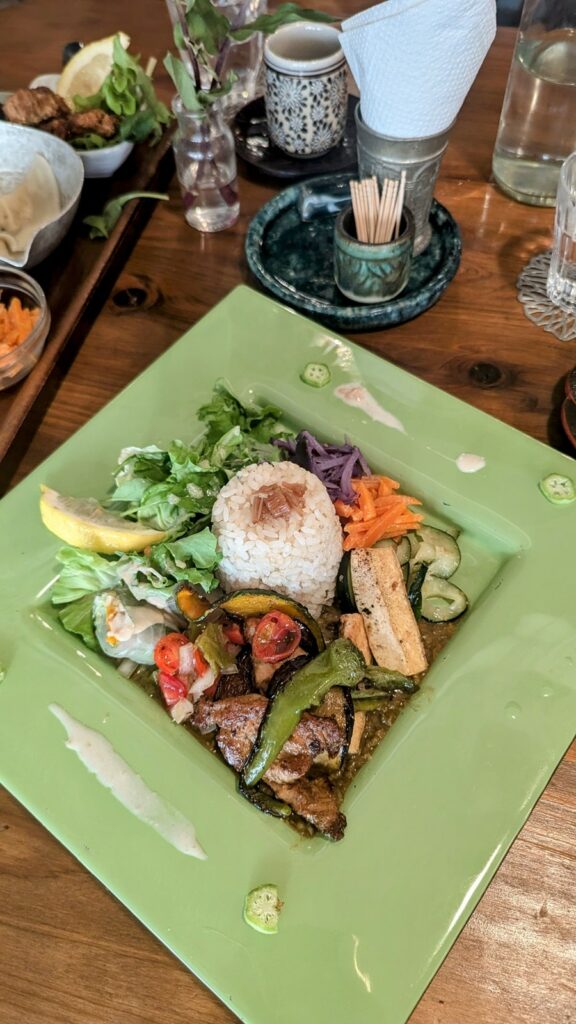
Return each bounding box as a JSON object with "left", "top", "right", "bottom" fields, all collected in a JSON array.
[{"left": 517, "top": 250, "right": 576, "bottom": 342}]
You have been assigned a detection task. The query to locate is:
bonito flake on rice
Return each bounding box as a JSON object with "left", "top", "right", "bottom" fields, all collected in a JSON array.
[{"left": 211, "top": 462, "right": 343, "bottom": 617}]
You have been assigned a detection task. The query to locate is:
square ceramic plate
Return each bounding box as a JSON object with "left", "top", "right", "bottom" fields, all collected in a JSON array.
[{"left": 1, "top": 286, "right": 575, "bottom": 1024}]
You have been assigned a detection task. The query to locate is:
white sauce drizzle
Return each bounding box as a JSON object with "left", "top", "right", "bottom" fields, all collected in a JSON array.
[
  {"left": 334, "top": 383, "right": 406, "bottom": 433},
  {"left": 49, "top": 704, "right": 207, "bottom": 860},
  {"left": 456, "top": 453, "right": 486, "bottom": 474}
]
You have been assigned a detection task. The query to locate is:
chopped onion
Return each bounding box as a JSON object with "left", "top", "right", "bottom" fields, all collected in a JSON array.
[
  {"left": 170, "top": 698, "right": 195, "bottom": 724},
  {"left": 178, "top": 642, "right": 197, "bottom": 677},
  {"left": 117, "top": 658, "right": 138, "bottom": 679},
  {"left": 190, "top": 666, "right": 217, "bottom": 700}
]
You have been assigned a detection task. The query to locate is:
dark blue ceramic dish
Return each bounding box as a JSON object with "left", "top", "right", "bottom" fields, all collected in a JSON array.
[
  {"left": 244, "top": 172, "right": 462, "bottom": 332},
  {"left": 232, "top": 96, "right": 359, "bottom": 180}
]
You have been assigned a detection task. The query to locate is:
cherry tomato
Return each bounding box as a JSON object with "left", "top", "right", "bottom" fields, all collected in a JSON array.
[
  {"left": 158, "top": 671, "right": 188, "bottom": 708},
  {"left": 251, "top": 612, "right": 301, "bottom": 663},
  {"left": 192, "top": 647, "right": 210, "bottom": 677},
  {"left": 223, "top": 621, "right": 244, "bottom": 646},
  {"left": 154, "top": 633, "right": 190, "bottom": 675}
]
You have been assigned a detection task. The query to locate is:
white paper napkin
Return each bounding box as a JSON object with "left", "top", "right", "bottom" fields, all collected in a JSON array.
[{"left": 341, "top": 0, "right": 497, "bottom": 138}]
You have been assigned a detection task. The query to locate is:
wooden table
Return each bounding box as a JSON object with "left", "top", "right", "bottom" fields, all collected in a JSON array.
[{"left": 1, "top": 4, "right": 575, "bottom": 1023}]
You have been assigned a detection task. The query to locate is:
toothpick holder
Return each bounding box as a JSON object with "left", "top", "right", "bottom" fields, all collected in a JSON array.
[
  {"left": 355, "top": 105, "right": 452, "bottom": 256},
  {"left": 334, "top": 204, "right": 414, "bottom": 304}
]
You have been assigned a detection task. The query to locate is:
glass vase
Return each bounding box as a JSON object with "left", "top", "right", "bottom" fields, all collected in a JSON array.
[
  {"left": 165, "top": 0, "right": 267, "bottom": 118},
  {"left": 172, "top": 96, "right": 240, "bottom": 233}
]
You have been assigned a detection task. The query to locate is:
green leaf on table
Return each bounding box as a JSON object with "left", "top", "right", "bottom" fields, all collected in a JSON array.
[
  {"left": 83, "top": 191, "right": 169, "bottom": 240},
  {"left": 231, "top": 3, "right": 337, "bottom": 42}
]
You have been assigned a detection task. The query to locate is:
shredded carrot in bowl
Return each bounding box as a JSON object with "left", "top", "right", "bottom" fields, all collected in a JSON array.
[
  {"left": 0, "top": 296, "right": 40, "bottom": 355},
  {"left": 334, "top": 475, "right": 424, "bottom": 550}
]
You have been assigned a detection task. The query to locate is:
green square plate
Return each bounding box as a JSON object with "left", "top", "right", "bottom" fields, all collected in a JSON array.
[{"left": 1, "top": 286, "right": 575, "bottom": 1024}]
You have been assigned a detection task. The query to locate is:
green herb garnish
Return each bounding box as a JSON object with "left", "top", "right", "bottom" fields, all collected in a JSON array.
[{"left": 83, "top": 191, "right": 169, "bottom": 239}]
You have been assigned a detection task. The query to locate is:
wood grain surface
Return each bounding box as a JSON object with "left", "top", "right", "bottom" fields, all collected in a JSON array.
[{"left": 1, "top": 4, "right": 575, "bottom": 1024}]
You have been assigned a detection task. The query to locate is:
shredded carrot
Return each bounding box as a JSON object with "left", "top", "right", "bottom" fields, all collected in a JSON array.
[
  {"left": 335, "top": 475, "right": 423, "bottom": 550},
  {"left": 0, "top": 297, "right": 40, "bottom": 353}
]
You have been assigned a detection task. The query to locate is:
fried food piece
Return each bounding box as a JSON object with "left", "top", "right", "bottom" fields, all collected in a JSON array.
[
  {"left": 3, "top": 87, "right": 70, "bottom": 126},
  {"left": 41, "top": 117, "right": 71, "bottom": 140},
  {"left": 67, "top": 109, "right": 119, "bottom": 139}
]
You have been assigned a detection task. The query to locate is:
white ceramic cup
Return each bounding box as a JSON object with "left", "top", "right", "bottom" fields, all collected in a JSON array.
[{"left": 264, "top": 22, "right": 347, "bottom": 159}]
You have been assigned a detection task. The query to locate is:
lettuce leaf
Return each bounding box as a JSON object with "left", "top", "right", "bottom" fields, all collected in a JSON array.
[
  {"left": 73, "top": 34, "right": 171, "bottom": 145},
  {"left": 57, "top": 594, "right": 99, "bottom": 651},
  {"left": 52, "top": 548, "right": 121, "bottom": 605}
]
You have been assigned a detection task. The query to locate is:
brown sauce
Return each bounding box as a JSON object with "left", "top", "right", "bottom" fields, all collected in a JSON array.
[{"left": 130, "top": 612, "right": 463, "bottom": 840}]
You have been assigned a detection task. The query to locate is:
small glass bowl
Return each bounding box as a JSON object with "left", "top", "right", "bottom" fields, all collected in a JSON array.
[{"left": 0, "top": 268, "right": 50, "bottom": 390}]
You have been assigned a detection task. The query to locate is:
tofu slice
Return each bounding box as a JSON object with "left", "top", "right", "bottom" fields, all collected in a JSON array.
[
  {"left": 348, "top": 711, "right": 366, "bottom": 755},
  {"left": 350, "top": 547, "right": 428, "bottom": 676},
  {"left": 339, "top": 612, "right": 373, "bottom": 665}
]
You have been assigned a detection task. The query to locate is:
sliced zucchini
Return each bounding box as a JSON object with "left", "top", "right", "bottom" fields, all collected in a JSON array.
[
  {"left": 374, "top": 535, "right": 411, "bottom": 565},
  {"left": 420, "top": 577, "right": 468, "bottom": 623},
  {"left": 410, "top": 526, "right": 461, "bottom": 579},
  {"left": 407, "top": 562, "right": 428, "bottom": 618}
]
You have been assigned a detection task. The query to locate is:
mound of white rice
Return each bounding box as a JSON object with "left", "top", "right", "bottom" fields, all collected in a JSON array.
[{"left": 211, "top": 462, "right": 343, "bottom": 617}]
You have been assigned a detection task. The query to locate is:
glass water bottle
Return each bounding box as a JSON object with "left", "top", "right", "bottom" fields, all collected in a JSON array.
[{"left": 492, "top": 0, "right": 576, "bottom": 206}]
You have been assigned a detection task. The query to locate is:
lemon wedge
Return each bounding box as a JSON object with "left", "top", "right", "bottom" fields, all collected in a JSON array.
[
  {"left": 39, "top": 485, "right": 168, "bottom": 554},
  {"left": 56, "top": 32, "right": 130, "bottom": 104}
]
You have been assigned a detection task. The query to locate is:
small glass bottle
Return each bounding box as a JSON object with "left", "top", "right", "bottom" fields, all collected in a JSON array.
[
  {"left": 492, "top": 0, "right": 576, "bottom": 206},
  {"left": 172, "top": 96, "right": 240, "bottom": 232}
]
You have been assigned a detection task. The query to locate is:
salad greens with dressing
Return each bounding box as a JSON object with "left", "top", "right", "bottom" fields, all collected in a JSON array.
[{"left": 52, "top": 384, "right": 293, "bottom": 661}]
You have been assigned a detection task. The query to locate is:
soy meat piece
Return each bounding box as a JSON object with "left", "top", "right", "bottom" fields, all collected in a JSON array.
[{"left": 3, "top": 87, "right": 70, "bottom": 125}]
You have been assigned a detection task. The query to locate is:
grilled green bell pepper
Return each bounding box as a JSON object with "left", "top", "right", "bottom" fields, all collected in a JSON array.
[{"left": 243, "top": 639, "right": 367, "bottom": 786}]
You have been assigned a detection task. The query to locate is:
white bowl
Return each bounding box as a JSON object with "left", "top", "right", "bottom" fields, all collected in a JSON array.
[
  {"left": 78, "top": 140, "right": 134, "bottom": 179},
  {"left": 0, "top": 123, "right": 84, "bottom": 269},
  {"left": 28, "top": 73, "right": 134, "bottom": 179}
]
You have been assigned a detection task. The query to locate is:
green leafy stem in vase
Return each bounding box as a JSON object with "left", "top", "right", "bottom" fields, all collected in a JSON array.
[{"left": 163, "top": 0, "right": 337, "bottom": 112}]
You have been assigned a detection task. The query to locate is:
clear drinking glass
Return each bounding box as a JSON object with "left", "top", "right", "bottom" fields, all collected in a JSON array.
[
  {"left": 492, "top": 0, "right": 576, "bottom": 206},
  {"left": 547, "top": 151, "right": 576, "bottom": 311},
  {"left": 172, "top": 96, "right": 240, "bottom": 233}
]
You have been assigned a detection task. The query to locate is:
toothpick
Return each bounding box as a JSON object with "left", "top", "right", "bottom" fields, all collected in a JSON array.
[
  {"left": 394, "top": 170, "right": 407, "bottom": 239},
  {"left": 351, "top": 181, "right": 367, "bottom": 242},
  {"left": 374, "top": 179, "right": 390, "bottom": 244},
  {"left": 384, "top": 178, "right": 399, "bottom": 243}
]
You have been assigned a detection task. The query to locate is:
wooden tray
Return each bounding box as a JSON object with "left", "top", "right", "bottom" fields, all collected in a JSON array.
[{"left": 0, "top": 129, "right": 174, "bottom": 477}]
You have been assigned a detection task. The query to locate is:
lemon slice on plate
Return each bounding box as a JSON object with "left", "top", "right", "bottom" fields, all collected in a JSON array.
[
  {"left": 56, "top": 32, "right": 130, "bottom": 104},
  {"left": 39, "top": 485, "right": 168, "bottom": 553}
]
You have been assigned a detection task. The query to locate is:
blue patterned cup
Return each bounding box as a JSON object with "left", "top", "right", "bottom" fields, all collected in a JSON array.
[
  {"left": 264, "top": 23, "right": 347, "bottom": 159},
  {"left": 334, "top": 205, "right": 415, "bottom": 304}
]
